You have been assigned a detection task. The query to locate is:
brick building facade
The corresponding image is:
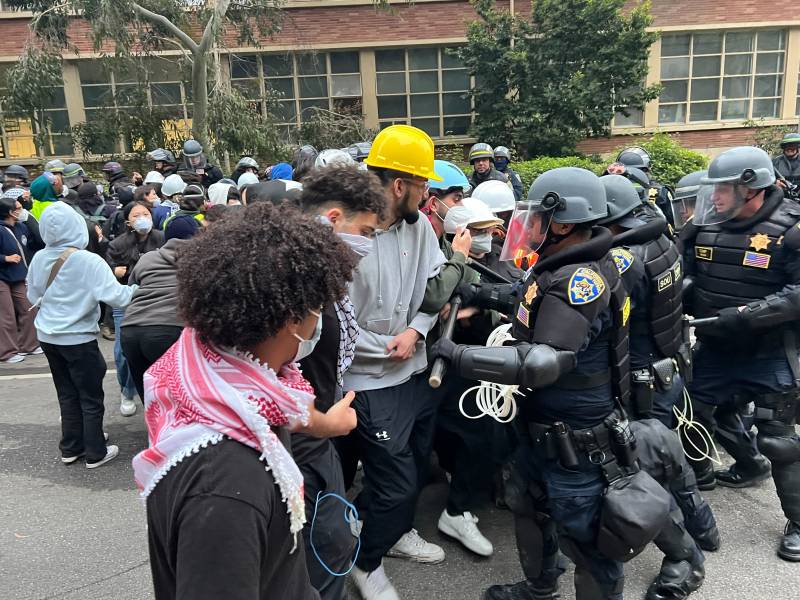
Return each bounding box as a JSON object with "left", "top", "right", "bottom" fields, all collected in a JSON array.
[{"left": 0, "top": 0, "right": 796, "bottom": 163}]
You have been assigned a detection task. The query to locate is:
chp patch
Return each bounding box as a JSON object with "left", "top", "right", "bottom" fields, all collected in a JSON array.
[
  {"left": 611, "top": 248, "right": 635, "bottom": 275},
  {"left": 568, "top": 267, "right": 605, "bottom": 305}
]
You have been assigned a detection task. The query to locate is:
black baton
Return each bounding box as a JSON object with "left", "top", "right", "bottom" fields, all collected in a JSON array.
[
  {"left": 689, "top": 317, "right": 718, "bottom": 327},
  {"left": 429, "top": 295, "right": 463, "bottom": 389},
  {"left": 465, "top": 259, "right": 513, "bottom": 284}
]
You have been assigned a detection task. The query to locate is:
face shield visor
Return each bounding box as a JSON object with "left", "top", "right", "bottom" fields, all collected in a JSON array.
[
  {"left": 187, "top": 153, "right": 206, "bottom": 170},
  {"left": 690, "top": 183, "right": 752, "bottom": 226},
  {"left": 671, "top": 188, "right": 699, "bottom": 230},
  {"left": 499, "top": 199, "right": 556, "bottom": 266}
]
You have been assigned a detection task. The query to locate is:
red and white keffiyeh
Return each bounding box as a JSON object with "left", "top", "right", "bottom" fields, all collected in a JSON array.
[{"left": 132, "top": 327, "right": 314, "bottom": 542}]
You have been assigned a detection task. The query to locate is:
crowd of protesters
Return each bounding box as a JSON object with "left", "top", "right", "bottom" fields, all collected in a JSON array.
[{"left": 3, "top": 125, "right": 800, "bottom": 600}]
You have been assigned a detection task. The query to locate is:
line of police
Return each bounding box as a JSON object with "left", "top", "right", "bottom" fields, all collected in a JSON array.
[{"left": 427, "top": 142, "right": 800, "bottom": 600}]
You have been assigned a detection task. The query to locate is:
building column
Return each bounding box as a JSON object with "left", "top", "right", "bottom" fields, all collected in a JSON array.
[
  {"left": 62, "top": 61, "right": 85, "bottom": 130},
  {"left": 782, "top": 27, "right": 800, "bottom": 120},
  {"left": 360, "top": 49, "right": 378, "bottom": 129},
  {"left": 642, "top": 36, "right": 661, "bottom": 129}
]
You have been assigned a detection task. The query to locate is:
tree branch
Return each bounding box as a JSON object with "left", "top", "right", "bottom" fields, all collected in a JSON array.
[
  {"left": 198, "top": 0, "right": 232, "bottom": 55},
  {"left": 132, "top": 2, "right": 199, "bottom": 53}
]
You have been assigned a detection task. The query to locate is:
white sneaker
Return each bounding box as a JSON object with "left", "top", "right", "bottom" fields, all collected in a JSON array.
[
  {"left": 86, "top": 445, "right": 119, "bottom": 469},
  {"left": 386, "top": 528, "right": 445, "bottom": 564},
  {"left": 61, "top": 453, "right": 84, "bottom": 465},
  {"left": 437, "top": 509, "right": 494, "bottom": 557},
  {"left": 120, "top": 393, "right": 137, "bottom": 417},
  {"left": 26, "top": 347, "right": 44, "bottom": 355},
  {"left": 2, "top": 354, "right": 25, "bottom": 364},
  {"left": 351, "top": 564, "right": 400, "bottom": 600}
]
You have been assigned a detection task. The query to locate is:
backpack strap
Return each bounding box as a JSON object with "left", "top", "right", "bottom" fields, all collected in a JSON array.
[{"left": 46, "top": 247, "right": 79, "bottom": 291}]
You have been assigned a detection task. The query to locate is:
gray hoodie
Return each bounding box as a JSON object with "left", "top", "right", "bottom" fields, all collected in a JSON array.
[
  {"left": 122, "top": 238, "right": 186, "bottom": 329},
  {"left": 344, "top": 215, "right": 446, "bottom": 392}
]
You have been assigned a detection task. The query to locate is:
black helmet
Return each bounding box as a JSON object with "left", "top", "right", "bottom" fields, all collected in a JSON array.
[
  {"left": 102, "top": 161, "right": 125, "bottom": 178},
  {"left": 148, "top": 148, "right": 176, "bottom": 164},
  {"left": 183, "top": 139, "right": 203, "bottom": 157},
  {"left": 4, "top": 164, "right": 28, "bottom": 183},
  {"left": 616, "top": 146, "right": 651, "bottom": 171},
  {"left": 780, "top": 133, "right": 800, "bottom": 148},
  {"left": 236, "top": 156, "right": 259, "bottom": 170},
  {"left": 598, "top": 174, "right": 644, "bottom": 227},
  {"left": 494, "top": 146, "right": 512, "bottom": 161}
]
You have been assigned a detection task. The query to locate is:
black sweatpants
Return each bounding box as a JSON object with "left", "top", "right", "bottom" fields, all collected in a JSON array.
[
  {"left": 353, "top": 373, "right": 439, "bottom": 572},
  {"left": 120, "top": 325, "right": 183, "bottom": 401},
  {"left": 41, "top": 340, "right": 108, "bottom": 462},
  {"left": 297, "top": 440, "right": 357, "bottom": 600}
]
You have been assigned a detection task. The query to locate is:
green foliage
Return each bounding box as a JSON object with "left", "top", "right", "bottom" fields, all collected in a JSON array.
[
  {"left": 458, "top": 0, "right": 660, "bottom": 158},
  {"left": 513, "top": 156, "right": 607, "bottom": 189},
  {"left": 744, "top": 118, "right": 798, "bottom": 157},
  {"left": 626, "top": 133, "right": 709, "bottom": 188}
]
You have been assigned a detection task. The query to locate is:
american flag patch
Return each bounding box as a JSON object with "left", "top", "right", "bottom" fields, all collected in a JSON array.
[
  {"left": 743, "top": 251, "right": 770, "bottom": 269},
  {"left": 516, "top": 304, "right": 530, "bottom": 327}
]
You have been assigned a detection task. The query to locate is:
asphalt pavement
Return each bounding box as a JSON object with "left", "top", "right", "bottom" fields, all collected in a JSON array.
[{"left": 1, "top": 340, "right": 799, "bottom": 600}]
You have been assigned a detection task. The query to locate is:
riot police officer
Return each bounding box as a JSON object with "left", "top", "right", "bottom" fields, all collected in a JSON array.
[
  {"left": 230, "top": 156, "right": 260, "bottom": 184},
  {"left": 468, "top": 143, "right": 510, "bottom": 190},
  {"left": 147, "top": 148, "right": 178, "bottom": 177},
  {"left": 494, "top": 145, "right": 524, "bottom": 201},
  {"left": 773, "top": 132, "right": 800, "bottom": 199},
  {"left": 433, "top": 168, "right": 677, "bottom": 600},
  {"left": 681, "top": 146, "right": 800, "bottom": 561},
  {"left": 670, "top": 170, "right": 708, "bottom": 232},
  {"left": 181, "top": 139, "right": 224, "bottom": 187},
  {"left": 600, "top": 174, "right": 720, "bottom": 554},
  {"left": 616, "top": 146, "right": 676, "bottom": 228}
]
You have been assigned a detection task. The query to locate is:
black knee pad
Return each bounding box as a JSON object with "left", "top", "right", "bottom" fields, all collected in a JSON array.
[{"left": 757, "top": 432, "right": 800, "bottom": 464}]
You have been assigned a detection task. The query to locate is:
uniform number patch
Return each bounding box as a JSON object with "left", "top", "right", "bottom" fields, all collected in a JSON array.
[
  {"left": 611, "top": 248, "right": 634, "bottom": 275},
  {"left": 695, "top": 246, "right": 713, "bottom": 261},
  {"left": 568, "top": 268, "right": 605, "bottom": 305},
  {"left": 743, "top": 251, "right": 770, "bottom": 269},
  {"left": 516, "top": 304, "right": 530, "bottom": 327},
  {"left": 657, "top": 272, "right": 673, "bottom": 292}
]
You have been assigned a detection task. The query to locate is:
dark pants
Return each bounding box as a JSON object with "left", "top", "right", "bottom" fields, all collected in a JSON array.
[
  {"left": 298, "top": 441, "right": 357, "bottom": 600},
  {"left": 353, "top": 373, "right": 439, "bottom": 572},
  {"left": 433, "top": 372, "right": 493, "bottom": 515},
  {"left": 41, "top": 340, "right": 108, "bottom": 462},
  {"left": 687, "top": 343, "right": 800, "bottom": 522},
  {"left": 120, "top": 325, "right": 182, "bottom": 401}
]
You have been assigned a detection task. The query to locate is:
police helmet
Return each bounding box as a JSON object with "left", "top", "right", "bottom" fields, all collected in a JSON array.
[
  {"left": 701, "top": 146, "right": 775, "bottom": 190},
  {"left": 598, "top": 174, "right": 643, "bottom": 226},
  {"left": 315, "top": 149, "right": 355, "bottom": 169},
  {"left": 102, "top": 161, "right": 125, "bottom": 178},
  {"left": 236, "top": 156, "right": 259, "bottom": 170},
  {"left": 675, "top": 170, "right": 708, "bottom": 201},
  {"left": 45, "top": 159, "right": 67, "bottom": 174},
  {"left": 616, "top": 147, "right": 651, "bottom": 171},
  {"left": 4, "top": 164, "right": 29, "bottom": 183},
  {"left": 780, "top": 132, "right": 800, "bottom": 148},
  {"left": 347, "top": 142, "right": 372, "bottom": 162},
  {"left": 148, "top": 148, "right": 176, "bottom": 164},
  {"left": 494, "top": 146, "right": 512, "bottom": 161},
  {"left": 469, "top": 143, "right": 495, "bottom": 164},
  {"left": 527, "top": 167, "right": 607, "bottom": 224},
  {"left": 183, "top": 140, "right": 203, "bottom": 158}
]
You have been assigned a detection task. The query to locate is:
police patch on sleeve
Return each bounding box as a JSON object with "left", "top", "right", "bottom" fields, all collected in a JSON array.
[
  {"left": 610, "top": 248, "right": 634, "bottom": 275},
  {"left": 568, "top": 267, "right": 606, "bottom": 305}
]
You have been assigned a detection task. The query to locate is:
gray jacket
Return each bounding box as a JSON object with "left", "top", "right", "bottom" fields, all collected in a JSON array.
[
  {"left": 122, "top": 238, "right": 186, "bottom": 329},
  {"left": 344, "top": 215, "right": 446, "bottom": 392}
]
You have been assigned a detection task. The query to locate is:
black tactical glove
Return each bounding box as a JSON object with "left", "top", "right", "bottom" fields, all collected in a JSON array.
[
  {"left": 430, "top": 337, "right": 458, "bottom": 363},
  {"left": 695, "top": 306, "right": 747, "bottom": 336},
  {"left": 454, "top": 282, "right": 480, "bottom": 307}
]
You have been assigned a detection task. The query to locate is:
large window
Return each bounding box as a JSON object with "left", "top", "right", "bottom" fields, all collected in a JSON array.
[
  {"left": 659, "top": 30, "right": 786, "bottom": 124},
  {"left": 0, "top": 65, "right": 71, "bottom": 159},
  {"left": 375, "top": 47, "right": 471, "bottom": 137},
  {"left": 230, "top": 51, "right": 363, "bottom": 134},
  {"left": 78, "top": 59, "right": 192, "bottom": 154}
]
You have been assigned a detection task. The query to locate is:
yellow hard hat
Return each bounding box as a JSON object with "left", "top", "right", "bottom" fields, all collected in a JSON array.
[{"left": 365, "top": 124, "right": 443, "bottom": 181}]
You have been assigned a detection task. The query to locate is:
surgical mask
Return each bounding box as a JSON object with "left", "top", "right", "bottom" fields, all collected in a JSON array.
[
  {"left": 443, "top": 205, "right": 472, "bottom": 235},
  {"left": 338, "top": 232, "right": 374, "bottom": 258},
  {"left": 293, "top": 310, "right": 323, "bottom": 362},
  {"left": 152, "top": 198, "right": 162, "bottom": 208},
  {"left": 13, "top": 208, "right": 28, "bottom": 222},
  {"left": 133, "top": 216, "right": 153, "bottom": 234},
  {"left": 471, "top": 232, "right": 493, "bottom": 254}
]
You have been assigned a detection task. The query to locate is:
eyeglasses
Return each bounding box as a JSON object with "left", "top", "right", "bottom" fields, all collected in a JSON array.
[{"left": 400, "top": 178, "right": 430, "bottom": 192}]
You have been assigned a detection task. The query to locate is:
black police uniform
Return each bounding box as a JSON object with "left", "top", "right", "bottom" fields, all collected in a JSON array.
[
  {"left": 773, "top": 154, "right": 800, "bottom": 186},
  {"left": 648, "top": 182, "right": 676, "bottom": 229},
  {"left": 682, "top": 185, "right": 800, "bottom": 537},
  {"left": 497, "top": 164, "right": 525, "bottom": 201},
  {"left": 610, "top": 216, "right": 720, "bottom": 552}
]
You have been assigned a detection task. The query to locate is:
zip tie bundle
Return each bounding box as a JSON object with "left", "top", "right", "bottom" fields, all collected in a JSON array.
[
  {"left": 673, "top": 385, "right": 722, "bottom": 465},
  {"left": 459, "top": 324, "right": 521, "bottom": 423}
]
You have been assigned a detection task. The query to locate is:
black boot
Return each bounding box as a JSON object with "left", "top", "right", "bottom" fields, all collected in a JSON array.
[
  {"left": 645, "top": 549, "right": 705, "bottom": 600},
  {"left": 484, "top": 579, "right": 559, "bottom": 600},
  {"left": 691, "top": 459, "right": 716, "bottom": 492},
  {"left": 715, "top": 457, "right": 771, "bottom": 488},
  {"left": 778, "top": 521, "right": 800, "bottom": 562}
]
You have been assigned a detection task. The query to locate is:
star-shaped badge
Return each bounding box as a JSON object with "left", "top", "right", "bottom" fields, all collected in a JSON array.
[
  {"left": 749, "top": 233, "right": 771, "bottom": 252},
  {"left": 524, "top": 282, "right": 538, "bottom": 305}
]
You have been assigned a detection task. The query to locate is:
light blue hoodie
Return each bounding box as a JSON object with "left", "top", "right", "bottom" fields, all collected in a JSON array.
[{"left": 26, "top": 202, "right": 136, "bottom": 345}]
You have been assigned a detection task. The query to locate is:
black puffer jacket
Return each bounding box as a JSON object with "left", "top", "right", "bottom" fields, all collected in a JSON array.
[{"left": 106, "top": 228, "right": 164, "bottom": 285}]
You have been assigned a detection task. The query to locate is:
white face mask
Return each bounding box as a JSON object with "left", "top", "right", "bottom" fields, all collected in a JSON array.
[
  {"left": 338, "top": 232, "right": 374, "bottom": 257},
  {"left": 293, "top": 310, "right": 323, "bottom": 362},
  {"left": 443, "top": 205, "right": 472, "bottom": 235},
  {"left": 133, "top": 215, "right": 153, "bottom": 234},
  {"left": 471, "top": 232, "right": 493, "bottom": 254}
]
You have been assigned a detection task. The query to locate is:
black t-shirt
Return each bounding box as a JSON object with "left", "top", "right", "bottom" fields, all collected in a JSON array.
[{"left": 147, "top": 437, "right": 320, "bottom": 600}]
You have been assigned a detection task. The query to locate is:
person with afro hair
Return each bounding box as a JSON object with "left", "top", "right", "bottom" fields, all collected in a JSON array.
[{"left": 135, "top": 202, "right": 359, "bottom": 600}]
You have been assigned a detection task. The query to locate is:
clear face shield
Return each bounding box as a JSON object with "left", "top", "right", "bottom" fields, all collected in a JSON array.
[
  {"left": 690, "top": 183, "right": 752, "bottom": 226},
  {"left": 188, "top": 153, "right": 206, "bottom": 170},
  {"left": 499, "top": 200, "right": 555, "bottom": 266},
  {"left": 670, "top": 194, "right": 697, "bottom": 230}
]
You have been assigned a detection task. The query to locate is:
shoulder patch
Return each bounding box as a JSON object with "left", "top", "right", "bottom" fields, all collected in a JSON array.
[
  {"left": 568, "top": 267, "right": 606, "bottom": 305},
  {"left": 611, "top": 248, "right": 635, "bottom": 275}
]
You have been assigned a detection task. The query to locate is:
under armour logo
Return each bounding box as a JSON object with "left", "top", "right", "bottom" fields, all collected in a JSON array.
[{"left": 375, "top": 430, "right": 390, "bottom": 441}]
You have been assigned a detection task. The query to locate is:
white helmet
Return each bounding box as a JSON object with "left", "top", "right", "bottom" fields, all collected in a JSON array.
[
  {"left": 237, "top": 172, "right": 260, "bottom": 189},
  {"left": 143, "top": 170, "right": 165, "bottom": 185},
  {"left": 162, "top": 174, "right": 187, "bottom": 197},
  {"left": 208, "top": 181, "right": 235, "bottom": 206},
  {"left": 471, "top": 180, "right": 516, "bottom": 214},
  {"left": 315, "top": 149, "right": 355, "bottom": 169},
  {"left": 462, "top": 197, "right": 504, "bottom": 229}
]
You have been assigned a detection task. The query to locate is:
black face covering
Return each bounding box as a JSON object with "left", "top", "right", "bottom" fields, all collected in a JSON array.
[{"left": 398, "top": 190, "right": 420, "bottom": 224}]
